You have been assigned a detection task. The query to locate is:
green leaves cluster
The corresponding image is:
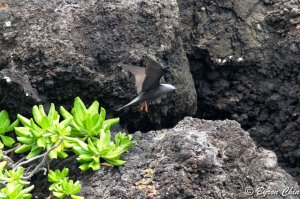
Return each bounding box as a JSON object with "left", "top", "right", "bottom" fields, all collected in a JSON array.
[
  {"left": 14, "top": 97, "right": 134, "bottom": 171},
  {"left": 48, "top": 168, "right": 83, "bottom": 199},
  {"left": 73, "top": 131, "right": 134, "bottom": 171},
  {"left": 0, "top": 183, "right": 34, "bottom": 199},
  {"left": 0, "top": 110, "right": 19, "bottom": 148},
  {"left": 15, "top": 104, "right": 73, "bottom": 159},
  {"left": 0, "top": 164, "right": 29, "bottom": 186},
  {"left": 61, "top": 97, "right": 133, "bottom": 171},
  {"left": 0, "top": 97, "right": 135, "bottom": 199},
  {"left": 60, "top": 97, "right": 119, "bottom": 140},
  {"left": 0, "top": 162, "right": 34, "bottom": 199}
]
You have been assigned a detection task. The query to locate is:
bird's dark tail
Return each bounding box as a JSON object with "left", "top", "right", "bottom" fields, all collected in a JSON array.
[
  {"left": 116, "top": 95, "right": 143, "bottom": 112},
  {"left": 116, "top": 105, "right": 126, "bottom": 112},
  {"left": 116, "top": 101, "right": 136, "bottom": 112}
]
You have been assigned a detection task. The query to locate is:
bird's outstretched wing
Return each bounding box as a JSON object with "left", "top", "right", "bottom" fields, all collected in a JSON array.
[
  {"left": 142, "top": 57, "right": 165, "bottom": 92},
  {"left": 121, "top": 64, "right": 146, "bottom": 94}
]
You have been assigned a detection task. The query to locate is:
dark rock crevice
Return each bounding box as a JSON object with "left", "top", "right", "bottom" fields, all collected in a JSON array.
[
  {"left": 178, "top": 0, "right": 300, "bottom": 183},
  {"left": 188, "top": 51, "right": 300, "bottom": 181}
]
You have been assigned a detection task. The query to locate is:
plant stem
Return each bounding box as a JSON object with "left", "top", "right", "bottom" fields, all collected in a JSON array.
[
  {"left": 14, "top": 140, "right": 63, "bottom": 169},
  {"left": 16, "top": 140, "right": 64, "bottom": 180},
  {"left": 3, "top": 143, "right": 21, "bottom": 155},
  {"left": 23, "top": 139, "right": 63, "bottom": 180}
]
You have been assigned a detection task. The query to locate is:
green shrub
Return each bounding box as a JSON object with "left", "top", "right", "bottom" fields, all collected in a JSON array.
[
  {"left": 60, "top": 97, "right": 119, "bottom": 140},
  {"left": 0, "top": 97, "right": 134, "bottom": 198},
  {"left": 48, "top": 168, "right": 83, "bottom": 199},
  {"left": 0, "top": 183, "right": 34, "bottom": 199},
  {"left": 73, "top": 131, "right": 134, "bottom": 171},
  {"left": 0, "top": 110, "right": 19, "bottom": 148},
  {"left": 0, "top": 161, "right": 33, "bottom": 199},
  {"left": 15, "top": 104, "right": 73, "bottom": 159}
]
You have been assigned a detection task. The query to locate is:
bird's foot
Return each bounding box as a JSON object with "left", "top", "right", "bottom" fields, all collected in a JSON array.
[
  {"left": 145, "top": 102, "right": 148, "bottom": 112},
  {"left": 140, "top": 103, "right": 145, "bottom": 112},
  {"left": 140, "top": 102, "right": 149, "bottom": 112}
]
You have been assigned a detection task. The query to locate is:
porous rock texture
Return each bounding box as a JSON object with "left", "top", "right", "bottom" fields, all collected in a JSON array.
[
  {"left": 1, "top": 0, "right": 300, "bottom": 192},
  {"left": 0, "top": 0, "right": 197, "bottom": 132},
  {"left": 34, "top": 117, "right": 299, "bottom": 198},
  {"left": 178, "top": 0, "right": 300, "bottom": 182}
]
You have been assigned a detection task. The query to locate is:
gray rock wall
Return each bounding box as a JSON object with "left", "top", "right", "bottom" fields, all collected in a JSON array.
[
  {"left": 178, "top": 0, "right": 300, "bottom": 181},
  {"left": 0, "top": 0, "right": 197, "bottom": 131}
]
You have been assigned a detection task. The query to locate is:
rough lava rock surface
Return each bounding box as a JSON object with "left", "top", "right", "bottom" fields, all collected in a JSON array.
[
  {"left": 1, "top": 0, "right": 300, "bottom": 191},
  {"left": 178, "top": 0, "right": 300, "bottom": 182},
  {"left": 0, "top": 0, "right": 197, "bottom": 131},
  {"left": 34, "top": 117, "right": 299, "bottom": 198}
]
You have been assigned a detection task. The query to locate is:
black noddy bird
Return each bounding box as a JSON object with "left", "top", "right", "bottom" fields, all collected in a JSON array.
[{"left": 117, "top": 56, "right": 176, "bottom": 112}]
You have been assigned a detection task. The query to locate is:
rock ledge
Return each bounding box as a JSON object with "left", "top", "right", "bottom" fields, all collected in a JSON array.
[{"left": 76, "top": 117, "right": 299, "bottom": 199}]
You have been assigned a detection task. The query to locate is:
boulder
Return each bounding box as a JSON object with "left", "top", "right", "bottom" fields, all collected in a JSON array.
[
  {"left": 39, "top": 117, "right": 298, "bottom": 199},
  {"left": 0, "top": 0, "right": 197, "bottom": 131}
]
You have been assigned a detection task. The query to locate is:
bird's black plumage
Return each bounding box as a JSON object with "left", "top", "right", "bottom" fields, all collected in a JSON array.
[
  {"left": 121, "top": 56, "right": 165, "bottom": 94},
  {"left": 117, "top": 56, "right": 175, "bottom": 111},
  {"left": 142, "top": 57, "right": 165, "bottom": 92}
]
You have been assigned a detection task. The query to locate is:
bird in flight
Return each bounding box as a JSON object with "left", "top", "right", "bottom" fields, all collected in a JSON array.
[{"left": 117, "top": 56, "right": 176, "bottom": 112}]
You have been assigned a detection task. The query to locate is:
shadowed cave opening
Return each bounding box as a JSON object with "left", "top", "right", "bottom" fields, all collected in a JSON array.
[{"left": 187, "top": 49, "right": 300, "bottom": 183}]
